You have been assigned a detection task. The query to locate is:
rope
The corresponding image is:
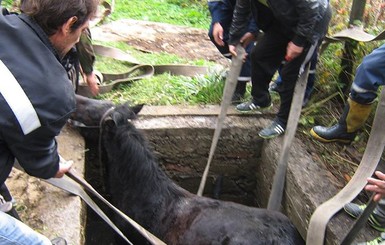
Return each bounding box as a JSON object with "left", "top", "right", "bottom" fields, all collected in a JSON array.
[
  {"left": 267, "top": 43, "right": 316, "bottom": 211},
  {"left": 197, "top": 44, "right": 245, "bottom": 196},
  {"left": 66, "top": 169, "right": 167, "bottom": 245}
]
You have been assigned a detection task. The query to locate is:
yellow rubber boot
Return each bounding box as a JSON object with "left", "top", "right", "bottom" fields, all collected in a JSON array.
[{"left": 310, "top": 97, "right": 372, "bottom": 143}]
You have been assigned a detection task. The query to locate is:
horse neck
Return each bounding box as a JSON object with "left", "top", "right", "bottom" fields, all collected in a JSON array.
[{"left": 107, "top": 124, "right": 184, "bottom": 208}]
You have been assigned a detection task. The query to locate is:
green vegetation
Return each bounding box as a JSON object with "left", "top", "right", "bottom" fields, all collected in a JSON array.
[
  {"left": 100, "top": 70, "right": 227, "bottom": 106},
  {"left": 109, "top": 0, "right": 210, "bottom": 29},
  {"left": 92, "top": 1, "right": 225, "bottom": 105},
  {"left": 1, "top": 0, "right": 14, "bottom": 8}
]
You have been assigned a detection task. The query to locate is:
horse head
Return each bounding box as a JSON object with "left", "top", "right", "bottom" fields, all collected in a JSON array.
[
  {"left": 71, "top": 95, "right": 114, "bottom": 127},
  {"left": 70, "top": 95, "right": 143, "bottom": 140}
]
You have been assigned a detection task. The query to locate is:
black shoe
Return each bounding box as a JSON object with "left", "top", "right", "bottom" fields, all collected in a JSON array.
[
  {"left": 51, "top": 237, "right": 67, "bottom": 245},
  {"left": 236, "top": 100, "right": 272, "bottom": 113},
  {"left": 258, "top": 121, "right": 285, "bottom": 139},
  {"left": 231, "top": 92, "right": 244, "bottom": 105},
  {"left": 344, "top": 203, "right": 385, "bottom": 232},
  {"left": 310, "top": 124, "right": 356, "bottom": 144}
]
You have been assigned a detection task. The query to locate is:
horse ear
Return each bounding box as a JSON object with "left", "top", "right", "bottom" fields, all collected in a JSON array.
[
  {"left": 131, "top": 104, "right": 144, "bottom": 115},
  {"left": 103, "top": 117, "right": 117, "bottom": 132},
  {"left": 110, "top": 110, "right": 126, "bottom": 126}
]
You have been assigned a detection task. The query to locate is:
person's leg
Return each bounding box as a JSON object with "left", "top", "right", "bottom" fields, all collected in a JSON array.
[
  {"left": 232, "top": 40, "right": 254, "bottom": 103},
  {"left": 310, "top": 44, "right": 385, "bottom": 143},
  {"left": 311, "top": 96, "right": 373, "bottom": 143},
  {"left": 236, "top": 24, "right": 287, "bottom": 112},
  {"left": 274, "top": 43, "right": 314, "bottom": 127},
  {"left": 0, "top": 211, "right": 52, "bottom": 245},
  {"left": 0, "top": 184, "right": 20, "bottom": 220},
  {"left": 250, "top": 27, "right": 288, "bottom": 106},
  {"left": 350, "top": 44, "right": 385, "bottom": 104},
  {"left": 257, "top": 45, "right": 312, "bottom": 139},
  {"left": 208, "top": 19, "right": 251, "bottom": 103},
  {"left": 272, "top": 47, "right": 318, "bottom": 107},
  {"left": 303, "top": 50, "right": 318, "bottom": 106}
]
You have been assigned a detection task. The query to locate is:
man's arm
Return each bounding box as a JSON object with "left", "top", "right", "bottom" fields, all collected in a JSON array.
[
  {"left": 208, "top": 0, "right": 226, "bottom": 24},
  {"left": 291, "top": 0, "right": 325, "bottom": 47},
  {"left": 228, "top": 0, "right": 252, "bottom": 46}
]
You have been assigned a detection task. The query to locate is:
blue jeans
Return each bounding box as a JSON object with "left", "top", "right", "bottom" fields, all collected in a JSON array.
[
  {"left": 350, "top": 44, "right": 385, "bottom": 104},
  {"left": 0, "top": 211, "right": 51, "bottom": 245}
]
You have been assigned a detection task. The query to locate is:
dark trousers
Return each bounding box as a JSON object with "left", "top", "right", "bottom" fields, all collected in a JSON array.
[{"left": 250, "top": 23, "right": 313, "bottom": 127}]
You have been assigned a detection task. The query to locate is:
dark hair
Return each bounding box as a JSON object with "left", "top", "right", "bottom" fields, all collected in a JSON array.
[{"left": 20, "top": 0, "right": 99, "bottom": 36}]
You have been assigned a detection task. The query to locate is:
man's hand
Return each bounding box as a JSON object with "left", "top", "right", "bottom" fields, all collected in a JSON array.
[
  {"left": 84, "top": 71, "right": 100, "bottom": 96},
  {"left": 229, "top": 44, "right": 237, "bottom": 56},
  {"left": 239, "top": 32, "right": 256, "bottom": 48},
  {"left": 213, "top": 22, "right": 225, "bottom": 46},
  {"left": 365, "top": 171, "right": 385, "bottom": 202},
  {"left": 229, "top": 44, "right": 247, "bottom": 63},
  {"left": 285, "top": 41, "right": 303, "bottom": 62},
  {"left": 55, "top": 157, "right": 73, "bottom": 178}
]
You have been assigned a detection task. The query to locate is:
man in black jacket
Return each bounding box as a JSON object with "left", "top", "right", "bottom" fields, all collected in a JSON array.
[
  {"left": 229, "top": 0, "right": 331, "bottom": 139},
  {"left": 0, "top": 0, "right": 98, "bottom": 243}
]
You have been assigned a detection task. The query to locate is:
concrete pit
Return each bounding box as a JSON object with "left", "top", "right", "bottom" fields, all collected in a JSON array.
[{"left": 8, "top": 105, "right": 379, "bottom": 245}]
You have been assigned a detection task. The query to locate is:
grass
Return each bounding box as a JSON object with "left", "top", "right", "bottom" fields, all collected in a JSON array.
[
  {"left": 91, "top": 39, "right": 226, "bottom": 105},
  {"left": 91, "top": 1, "right": 227, "bottom": 105},
  {"left": 98, "top": 65, "right": 229, "bottom": 105},
  {"left": 109, "top": 0, "right": 210, "bottom": 29}
]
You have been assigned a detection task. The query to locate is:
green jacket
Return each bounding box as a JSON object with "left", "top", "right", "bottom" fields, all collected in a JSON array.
[{"left": 76, "top": 27, "right": 95, "bottom": 75}]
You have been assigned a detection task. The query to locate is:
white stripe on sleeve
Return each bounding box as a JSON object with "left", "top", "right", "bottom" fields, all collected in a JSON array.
[{"left": 0, "top": 60, "right": 41, "bottom": 135}]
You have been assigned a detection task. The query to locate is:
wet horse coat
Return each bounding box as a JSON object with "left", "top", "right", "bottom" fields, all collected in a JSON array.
[{"left": 72, "top": 98, "right": 304, "bottom": 245}]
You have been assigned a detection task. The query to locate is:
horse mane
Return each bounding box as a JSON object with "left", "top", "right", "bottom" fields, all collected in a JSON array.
[{"left": 102, "top": 113, "right": 189, "bottom": 229}]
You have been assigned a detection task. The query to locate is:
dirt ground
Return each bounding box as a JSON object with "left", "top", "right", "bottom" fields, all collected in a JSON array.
[
  {"left": 91, "top": 19, "right": 229, "bottom": 66},
  {"left": 4, "top": 18, "right": 375, "bottom": 243}
]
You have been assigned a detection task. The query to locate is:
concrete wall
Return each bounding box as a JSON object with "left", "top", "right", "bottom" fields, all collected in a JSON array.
[
  {"left": 135, "top": 105, "right": 378, "bottom": 244},
  {"left": 137, "top": 115, "right": 268, "bottom": 205}
]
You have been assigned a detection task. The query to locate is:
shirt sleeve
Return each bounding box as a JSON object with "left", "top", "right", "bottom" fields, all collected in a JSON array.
[
  {"left": 3, "top": 118, "right": 62, "bottom": 180},
  {"left": 208, "top": 0, "right": 227, "bottom": 24},
  {"left": 76, "top": 28, "right": 95, "bottom": 75},
  {"left": 229, "top": 0, "right": 252, "bottom": 45}
]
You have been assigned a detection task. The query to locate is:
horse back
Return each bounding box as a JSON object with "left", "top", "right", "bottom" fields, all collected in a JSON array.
[{"left": 163, "top": 196, "right": 305, "bottom": 245}]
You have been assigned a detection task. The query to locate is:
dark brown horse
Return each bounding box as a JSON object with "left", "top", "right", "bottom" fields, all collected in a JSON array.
[{"left": 72, "top": 96, "right": 305, "bottom": 245}]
